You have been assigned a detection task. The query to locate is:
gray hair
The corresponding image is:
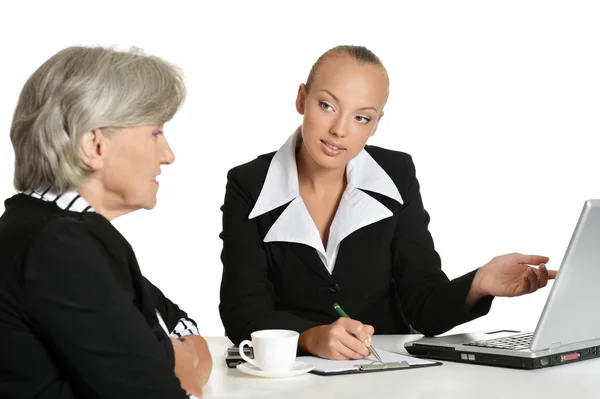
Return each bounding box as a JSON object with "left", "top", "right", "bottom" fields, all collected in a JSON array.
[{"left": 10, "top": 45, "right": 186, "bottom": 193}]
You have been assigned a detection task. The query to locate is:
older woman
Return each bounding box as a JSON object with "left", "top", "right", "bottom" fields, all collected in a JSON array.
[{"left": 0, "top": 46, "right": 211, "bottom": 398}]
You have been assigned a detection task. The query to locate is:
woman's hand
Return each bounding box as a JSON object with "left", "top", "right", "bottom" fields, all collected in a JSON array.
[
  {"left": 171, "top": 335, "right": 212, "bottom": 397},
  {"left": 298, "top": 318, "right": 374, "bottom": 360},
  {"left": 466, "top": 253, "right": 556, "bottom": 308}
]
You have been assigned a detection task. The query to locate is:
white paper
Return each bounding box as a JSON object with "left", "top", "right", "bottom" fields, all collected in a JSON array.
[{"left": 297, "top": 348, "right": 436, "bottom": 373}]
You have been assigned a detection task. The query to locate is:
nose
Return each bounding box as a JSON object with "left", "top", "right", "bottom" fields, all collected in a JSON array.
[
  {"left": 329, "top": 114, "right": 348, "bottom": 138},
  {"left": 161, "top": 139, "right": 175, "bottom": 165}
]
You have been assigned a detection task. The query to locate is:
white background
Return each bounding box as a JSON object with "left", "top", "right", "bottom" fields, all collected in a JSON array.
[{"left": 1, "top": 1, "right": 599, "bottom": 336}]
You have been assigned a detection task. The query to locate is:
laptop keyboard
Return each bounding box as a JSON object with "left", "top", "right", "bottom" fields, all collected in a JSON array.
[{"left": 463, "top": 333, "right": 533, "bottom": 351}]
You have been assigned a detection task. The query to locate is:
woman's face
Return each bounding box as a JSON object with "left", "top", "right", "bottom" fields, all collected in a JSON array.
[
  {"left": 97, "top": 125, "right": 175, "bottom": 213},
  {"left": 296, "top": 54, "right": 389, "bottom": 171}
]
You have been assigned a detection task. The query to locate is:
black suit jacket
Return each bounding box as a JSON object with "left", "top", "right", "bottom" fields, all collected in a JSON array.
[
  {"left": 219, "top": 145, "right": 493, "bottom": 345},
  {"left": 0, "top": 194, "right": 189, "bottom": 399}
]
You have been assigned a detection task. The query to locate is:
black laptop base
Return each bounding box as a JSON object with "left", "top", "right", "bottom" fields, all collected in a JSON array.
[{"left": 407, "top": 343, "right": 600, "bottom": 369}]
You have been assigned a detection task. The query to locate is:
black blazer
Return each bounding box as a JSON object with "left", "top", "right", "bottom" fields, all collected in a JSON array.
[
  {"left": 0, "top": 194, "right": 189, "bottom": 399},
  {"left": 219, "top": 145, "right": 493, "bottom": 346}
]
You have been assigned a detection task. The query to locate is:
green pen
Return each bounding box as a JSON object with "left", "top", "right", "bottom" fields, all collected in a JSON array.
[{"left": 333, "top": 303, "right": 384, "bottom": 363}]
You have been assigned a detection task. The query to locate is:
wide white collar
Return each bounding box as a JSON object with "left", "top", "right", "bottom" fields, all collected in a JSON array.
[{"left": 249, "top": 127, "right": 403, "bottom": 273}]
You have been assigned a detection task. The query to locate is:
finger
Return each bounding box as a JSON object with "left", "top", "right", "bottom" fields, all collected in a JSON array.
[
  {"left": 350, "top": 324, "right": 374, "bottom": 343},
  {"left": 363, "top": 328, "right": 375, "bottom": 349},
  {"left": 331, "top": 320, "right": 370, "bottom": 358},
  {"left": 331, "top": 345, "right": 360, "bottom": 360},
  {"left": 537, "top": 264, "right": 549, "bottom": 288},
  {"left": 338, "top": 331, "right": 370, "bottom": 358},
  {"left": 363, "top": 324, "right": 375, "bottom": 337},
  {"left": 516, "top": 254, "right": 550, "bottom": 266},
  {"left": 547, "top": 269, "right": 558, "bottom": 279},
  {"left": 340, "top": 318, "right": 372, "bottom": 342},
  {"left": 333, "top": 336, "right": 367, "bottom": 360},
  {"left": 527, "top": 267, "right": 539, "bottom": 293},
  {"left": 519, "top": 273, "right": 531, "bottom": 296}
]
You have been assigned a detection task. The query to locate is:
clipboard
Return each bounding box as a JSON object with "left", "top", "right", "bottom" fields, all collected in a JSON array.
[
  {"left": 297, "top": 348, "right": 442, "bottom": 376},
  {"left": 308, "top": 359, "right": 442, "bottom": 376}
]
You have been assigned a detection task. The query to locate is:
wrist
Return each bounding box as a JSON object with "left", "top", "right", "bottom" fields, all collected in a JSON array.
[
  {"left": 298, "top": 329, "right": 312, "bottom": 352},
  {"left": 465, "top": 268, "right": 488, "bottom": 310},
  {"left": 471, "top": 267, "right": 488, "bottom": 298},
  {"left": 298, "top": 325, "right": 321, "bottom": 353}
]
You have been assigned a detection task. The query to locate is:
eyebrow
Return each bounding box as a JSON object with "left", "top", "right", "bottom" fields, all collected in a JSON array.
[{"left": 319, "top": 89, "right": 378, "bottom": 112}]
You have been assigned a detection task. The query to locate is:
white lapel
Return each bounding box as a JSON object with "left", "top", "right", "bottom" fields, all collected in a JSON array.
[
  {"left": 248, "top": 130, "right": 299, "bottom": 219},
  {"left": 347, "top": 150, "right": 404, "bottom": 205},
  {"left": 249, "top": 128, "right": 404, "bottom": 273},
  {"left": 264, "top": 196, "right": 327, "bottom": 259},
  {"left": 324, "top": 185, "right": 394, "bottom": 272}
]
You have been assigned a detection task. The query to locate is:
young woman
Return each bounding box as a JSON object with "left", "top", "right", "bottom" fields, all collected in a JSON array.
[{"left": 219, "top": 45, "right": 554, "bottom": 361}]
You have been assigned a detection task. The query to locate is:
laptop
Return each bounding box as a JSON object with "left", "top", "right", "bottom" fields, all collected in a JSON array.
[{"left": 404, "top": 199, "right": 600, "bottom": 369}]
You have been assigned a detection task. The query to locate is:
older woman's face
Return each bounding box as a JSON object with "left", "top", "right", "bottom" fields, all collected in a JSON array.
[{"left": 100, "top": 125, "right": 174, "bottom": 212}]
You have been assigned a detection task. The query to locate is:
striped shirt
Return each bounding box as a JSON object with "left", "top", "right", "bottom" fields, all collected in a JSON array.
[
  {"left": 23, "top": 187, "right": 95, "bottom": 213},
  {"left": 23, "top": 187, "right": 200, "bottom": 338}
]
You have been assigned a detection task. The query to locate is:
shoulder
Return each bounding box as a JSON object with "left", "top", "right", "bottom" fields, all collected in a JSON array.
[
  {"left": 30, "top": 214, "right": 105, "bottom": 255},
  {"left": 1, "top": 196, "right": 123, "bottom": 275},
  {"left": 1, "top": 195, "right": 102, "bottom": 252},
  {"left": 29, "top": 211, "right": 130, "bottom": 266},
  {"left": 225, "top": 151, "right": 277, "bottom": 199},
  {"left": 227, "top": 151, "right": 276, "bottom": 183},
  {"left": 35, "top": 213, "right": 95, "bottom": 239},
  {"left": 22, "top": 213, "right": 138, "bottom": 294}
]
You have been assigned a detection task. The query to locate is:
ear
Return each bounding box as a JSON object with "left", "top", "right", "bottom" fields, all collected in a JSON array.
[
  {"left": 79, "top": 128, "right": 106, "bottom": 171},
  {"left": 370, "top": 111, "right": 385, "bottom": 137},
  {"left": 296, "top": 83, "right": 307, "bottom": 115}
]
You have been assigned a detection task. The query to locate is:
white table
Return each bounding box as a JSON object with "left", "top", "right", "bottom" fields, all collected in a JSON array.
[{"left": 201, "top": 335, "right": 597, "bottom": 398}]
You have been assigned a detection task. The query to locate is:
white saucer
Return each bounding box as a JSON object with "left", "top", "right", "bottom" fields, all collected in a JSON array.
[{"left": 236, "top": 361, "right": 314, "bottom": 378}]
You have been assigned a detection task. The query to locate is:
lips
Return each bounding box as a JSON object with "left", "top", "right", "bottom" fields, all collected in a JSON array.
[{"left": 320, "top": 139, "right": 346, "bottom": 151}]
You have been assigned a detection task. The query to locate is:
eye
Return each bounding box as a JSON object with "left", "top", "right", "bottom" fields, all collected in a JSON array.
[
  {"left": 319, "top": 101, "right": 334, "bottom": 111},
  {"left": 355, "top": 116, "right": 371, "bottom": 124},
  {"left": 152, "top": 129, "right": 163, "bottom": 137}
]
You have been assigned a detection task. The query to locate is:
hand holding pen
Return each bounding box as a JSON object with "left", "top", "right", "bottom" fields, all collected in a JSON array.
[
  {"left": 297, "top": 310, "right": 376, "bottom": 360},
  {"left": 333, "top": 303, "right": 384, "bottom": 363}
]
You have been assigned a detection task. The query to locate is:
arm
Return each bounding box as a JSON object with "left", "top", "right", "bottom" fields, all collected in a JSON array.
[
  {"left": 145, "top": 278, "right": 200, "bottom": 337},
  {"left": 145, "top": 279, "right": 212, "bottom": 391},
  {"left": 219, "top": 169, "right": 318, "bottom": 345},
  {"left": 21, "top": 219, "right": 187, "bottom": 398},
  {"left": 391, "top": 155, "right": 494, "bottom": 336}
]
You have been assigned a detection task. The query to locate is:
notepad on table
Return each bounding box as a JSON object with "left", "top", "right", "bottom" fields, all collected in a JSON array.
[{"left": 297, "top": 348, "right": 440, "bottom": 375}]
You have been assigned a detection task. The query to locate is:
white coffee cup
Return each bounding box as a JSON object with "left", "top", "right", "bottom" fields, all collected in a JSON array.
[{"left": 239, "top": 329, "right": 299, "bottom": 372}]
